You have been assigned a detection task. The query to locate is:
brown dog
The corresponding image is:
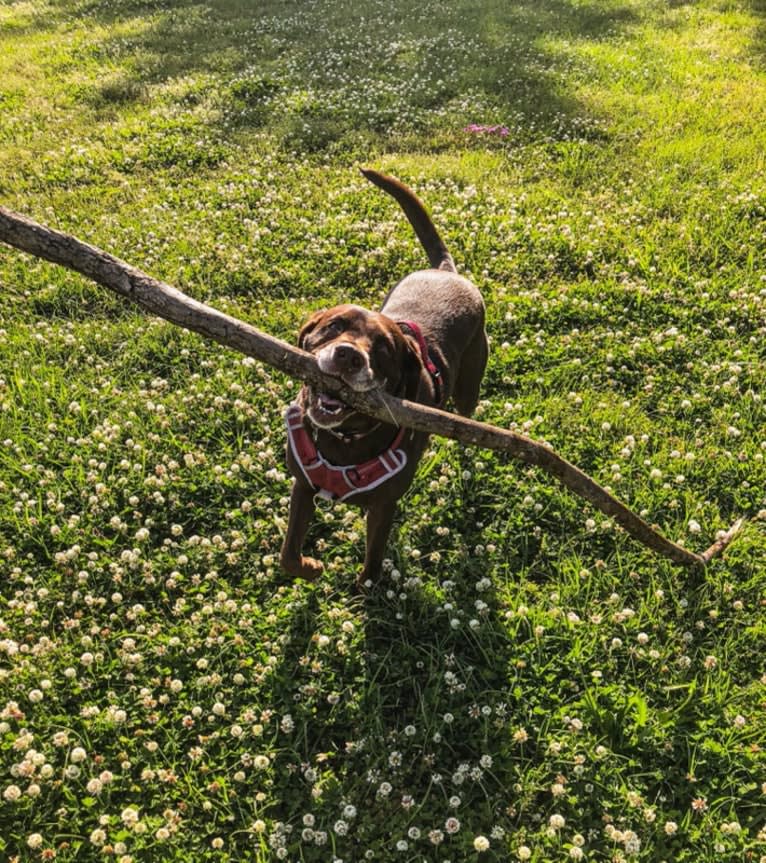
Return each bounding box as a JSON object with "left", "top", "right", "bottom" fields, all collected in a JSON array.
[{"left": 281, "top": 169, "right": 487, "bottom": 586}]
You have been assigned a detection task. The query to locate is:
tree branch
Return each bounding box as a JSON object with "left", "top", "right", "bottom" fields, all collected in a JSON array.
[{"left": 0, "top": 204, "right": 747, "bottom": 566}]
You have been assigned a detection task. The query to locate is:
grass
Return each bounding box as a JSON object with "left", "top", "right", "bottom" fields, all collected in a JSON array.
[{"left": 1, "top": 0, "right": 765, "bottom": 860}]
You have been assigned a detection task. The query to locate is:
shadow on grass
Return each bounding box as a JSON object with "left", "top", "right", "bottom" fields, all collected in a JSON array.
[
  {"left": 259, "top": 573, "right": 525, "bottom": 852},
  {"left": 29, "top": 0, "right": 641, "bottom": 153},
  {"left": 747, "top": 0, "right": 766, "bottom": 69}
]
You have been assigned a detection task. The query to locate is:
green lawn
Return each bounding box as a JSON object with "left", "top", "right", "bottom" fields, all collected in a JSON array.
[{"left": 1, "top": 0, "right": 765, "bottom": 860}]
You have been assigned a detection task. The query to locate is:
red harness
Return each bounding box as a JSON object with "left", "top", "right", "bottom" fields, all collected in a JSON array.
[
  {"left": 286, "top": 404, "right": 408, "bottom": 501},
  {"left": 285, "top": 319, "right": 440, "bottom": 501}
]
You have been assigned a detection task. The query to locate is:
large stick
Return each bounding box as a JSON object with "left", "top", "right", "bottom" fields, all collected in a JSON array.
[{"left": 0, "top": 205, "right": 746, "bottom": 566}]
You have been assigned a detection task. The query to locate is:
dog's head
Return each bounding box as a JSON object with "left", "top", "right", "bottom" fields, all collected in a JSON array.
[{"left": 297, "top": 304, "right": 419, "bottom": 429}]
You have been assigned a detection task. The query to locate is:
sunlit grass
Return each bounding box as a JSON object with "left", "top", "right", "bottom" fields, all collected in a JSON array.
[{"left": 1, "top": 0, "right": 765, "bottom": 860}]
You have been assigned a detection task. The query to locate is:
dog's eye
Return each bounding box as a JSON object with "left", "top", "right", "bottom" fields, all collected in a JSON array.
[{"left": 325, "top": 318, "right": 345, "bottom": 335}]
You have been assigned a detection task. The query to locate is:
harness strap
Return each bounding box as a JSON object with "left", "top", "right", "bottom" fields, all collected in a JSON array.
[
  {"left": 285, "top": 404, "right": 408, "bottom": 502},
  {"left": 397, "top": 320, "right": 444, "bottom": 406}
]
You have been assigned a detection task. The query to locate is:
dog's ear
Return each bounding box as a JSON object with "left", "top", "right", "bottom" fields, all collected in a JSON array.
[
  {"left": 399, "top": 333, "right": 430, "bottom": 402},
  {"left": 297, "top": 311, "right": 325, "bottom": 351}
]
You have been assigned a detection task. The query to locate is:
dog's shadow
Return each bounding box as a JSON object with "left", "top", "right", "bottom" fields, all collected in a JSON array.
[{"left": 264, "top": 561, "right": 531, "bottom": 845}]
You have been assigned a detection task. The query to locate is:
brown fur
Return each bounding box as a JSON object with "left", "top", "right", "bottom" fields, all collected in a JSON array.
[{"left": 280, "top": 170, "right": 488, "bottom": 586}]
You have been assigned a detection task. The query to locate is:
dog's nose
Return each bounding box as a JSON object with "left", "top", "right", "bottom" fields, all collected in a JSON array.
[{"left": 333, "top": 344, "right": 365, "bottom": 371}]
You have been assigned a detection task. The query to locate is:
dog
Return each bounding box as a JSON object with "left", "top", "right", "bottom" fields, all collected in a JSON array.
[{"left": 281, "top": 169, "right": 487, "bottom": 586}]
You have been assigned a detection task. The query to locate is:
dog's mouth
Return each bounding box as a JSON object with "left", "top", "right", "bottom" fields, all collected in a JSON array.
[{"left": 307, "top": 390, "right": 354, "bottom": 427}]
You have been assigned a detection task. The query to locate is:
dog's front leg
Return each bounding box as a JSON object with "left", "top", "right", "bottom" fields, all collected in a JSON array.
[
  {"left": 358, "top": 502, "right": 397, "bottom": 588},
  {"left": 280, "top": 481, "right": 324, "bottom": 581}
]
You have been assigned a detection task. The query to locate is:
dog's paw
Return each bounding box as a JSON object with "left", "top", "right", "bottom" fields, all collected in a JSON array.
[
  {"left": 295, "top": 555, "right": 324, "bottom": 581},
  {"left": 280, "top": 552, "right": 324, "bottom": 582}
]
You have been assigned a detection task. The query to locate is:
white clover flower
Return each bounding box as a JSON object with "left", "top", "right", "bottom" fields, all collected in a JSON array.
[
  {"left": 549, "top": 813, "right": 566, "bottom": 830},
  {"left": 121, "top": 806, "right": 140, "bottom": 826},
  {"left": 517, "top": 846, "right": 532, "bottom": 861},
  {"left": 3, "top": 784, "right": 21, "bottom": 802},
  {"left": 90, "top": 828, "right": 107, "bottom": 846},
  {"left": 70, "top": 746, "right": 87, "bottom": 763},
  {"left": 474, "top": 835, "right": 490, "bottom": 851},
  {"left": 27, "top": 833, "right": 44, "bottom": 849}
]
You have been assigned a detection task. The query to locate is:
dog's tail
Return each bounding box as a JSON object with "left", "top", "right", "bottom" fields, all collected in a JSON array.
[{"left": 361, "top": 168, "right": 457, "bottom": 274}]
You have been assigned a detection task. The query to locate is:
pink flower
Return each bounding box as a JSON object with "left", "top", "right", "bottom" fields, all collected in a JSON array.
[{"left": 463, "top": 124, "right": 510, "bottom": 138}]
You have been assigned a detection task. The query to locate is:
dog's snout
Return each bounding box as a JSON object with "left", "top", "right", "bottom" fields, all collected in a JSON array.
[
  {"left": 334, "top": 343, "right": 364, "bottom": 370},
  {"left": 316, "top": 341, "right": 373, "bottom": 389}
]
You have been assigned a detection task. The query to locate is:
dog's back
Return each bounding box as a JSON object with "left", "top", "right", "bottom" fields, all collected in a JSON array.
[{"left": 362, "top": 169, "right": 487, "bottom": 416}]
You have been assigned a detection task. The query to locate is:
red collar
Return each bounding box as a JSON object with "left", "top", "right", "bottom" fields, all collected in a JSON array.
[
  {"left": 397, "top": 320, "right": 443, "bottom": 405},
  {"left": 285, "top": 404, "right": 408, "bottom": 501}
]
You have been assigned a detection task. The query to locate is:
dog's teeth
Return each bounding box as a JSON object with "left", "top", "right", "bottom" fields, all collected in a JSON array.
[{"left": 318, "top": 393, "right": 345, "bottom": 414}]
